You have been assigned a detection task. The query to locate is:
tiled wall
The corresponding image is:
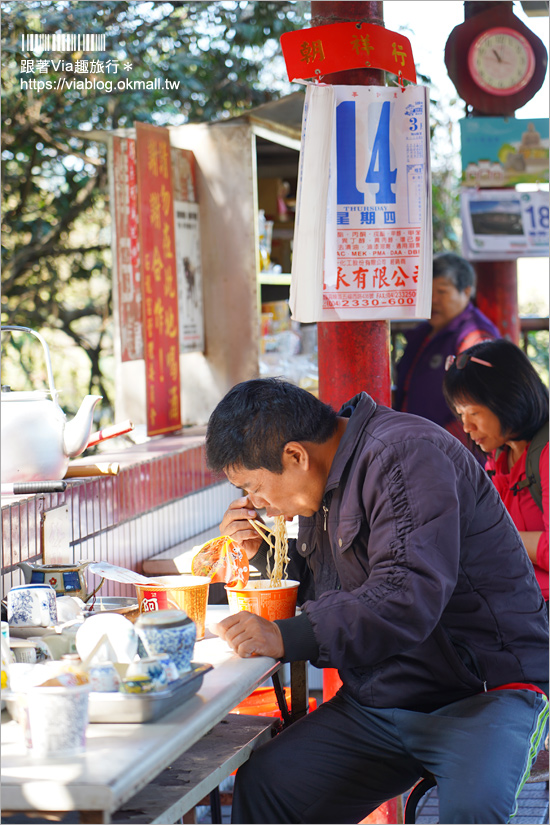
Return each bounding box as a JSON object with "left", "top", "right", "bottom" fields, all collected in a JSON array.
[
  {"left": 1, "top": 440, "right": 235, "bottom": 599},
  {"left": 1, "top": 437, "right": 325, "bottom": 692}
]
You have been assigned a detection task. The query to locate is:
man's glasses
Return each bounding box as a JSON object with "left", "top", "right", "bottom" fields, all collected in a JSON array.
[{"left": 445, "top": 353, "right": 494, "bottom": 372}]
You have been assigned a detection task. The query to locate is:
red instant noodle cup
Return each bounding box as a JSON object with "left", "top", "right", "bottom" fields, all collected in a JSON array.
[
  {"left": 225, "top": 579, "right": 299, "bottom": 621},
  {"left": 134, "top": 575, "right": 210, "bottom": 640}
]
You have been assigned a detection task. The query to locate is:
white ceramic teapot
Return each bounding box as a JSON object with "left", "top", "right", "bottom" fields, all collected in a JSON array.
[{"left": 1, "top": 325, "right": 102, "bottom": 483}]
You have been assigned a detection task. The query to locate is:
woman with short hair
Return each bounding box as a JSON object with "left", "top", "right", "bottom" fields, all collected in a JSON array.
[{"left": 393, "top": 252, "right": 500, "bottom": 448}]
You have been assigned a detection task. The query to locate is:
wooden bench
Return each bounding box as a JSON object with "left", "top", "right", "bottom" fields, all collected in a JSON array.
[{"left": 111, "top": 713, "right": 277, "bottom": 824}]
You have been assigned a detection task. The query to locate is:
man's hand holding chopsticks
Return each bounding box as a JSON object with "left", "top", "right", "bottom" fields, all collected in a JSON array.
[{"left": 219, "top": 496, "right": 272, "bottom": 560}]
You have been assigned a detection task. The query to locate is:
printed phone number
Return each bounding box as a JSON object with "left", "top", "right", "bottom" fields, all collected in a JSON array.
[{"left": 324, "top": 293, "right": 416, "bottom": 308}]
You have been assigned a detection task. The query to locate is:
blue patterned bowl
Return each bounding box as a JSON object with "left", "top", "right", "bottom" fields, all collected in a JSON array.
[
  {"left": 126, "top": 656, "right": 168, "bottom": 689},
  {"left": 135, "top": 610, "right": 196, "bottom": 675}
]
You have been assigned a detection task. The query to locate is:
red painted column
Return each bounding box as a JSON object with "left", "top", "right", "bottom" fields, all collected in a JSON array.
[
  {"left": 473, "top": 260, "right": 520, "bottom": 343},
  {"left": 310, "top": 6, "right": 398, "bottom": 824},
  {"left": 311, "top": 1, "right": 392, "bottom": 411}
]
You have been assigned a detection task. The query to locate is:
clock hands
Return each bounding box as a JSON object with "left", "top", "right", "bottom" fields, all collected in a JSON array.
[{"left": 490, "top": 48, "right": 511, "bottom": 66}]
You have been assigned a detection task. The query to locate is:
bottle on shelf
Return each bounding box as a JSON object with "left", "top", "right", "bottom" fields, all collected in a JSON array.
[{"left": 258, "top": 209, "right": 273, "bottom": 272}]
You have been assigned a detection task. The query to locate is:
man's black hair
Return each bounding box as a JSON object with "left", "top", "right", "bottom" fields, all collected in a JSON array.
[
  {"left": 443, "top": 339, "right": 549, "bottom": 442},
  {"left": 433, "top": 252, "right": 476, "bottom": 296},
  {"left": 205, "top": 377, "right": 338, "bottom": 474}
]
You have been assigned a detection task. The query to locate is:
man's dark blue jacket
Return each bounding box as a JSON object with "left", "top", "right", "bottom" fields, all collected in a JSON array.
[{"left": 253, "top": 393, "right": 549, "bottom": 712}]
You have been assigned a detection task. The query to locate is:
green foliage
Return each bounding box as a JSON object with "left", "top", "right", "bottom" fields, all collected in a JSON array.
[
  {"left": 5, "top": 2, "right": 533, "bottom": 425},
  {"left": 432, "top": 166, "right": 461, "bottom": 253},
  {"left": 524, "top": 330, "right": 549, "bottom": 386},
  {"left": 1, "top": 0, "right": 309, "bottom": 420}
]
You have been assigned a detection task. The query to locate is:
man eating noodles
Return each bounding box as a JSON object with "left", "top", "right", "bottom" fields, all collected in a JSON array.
[{"left": 206, "top": 377, "right": 549, "bottom": 825}]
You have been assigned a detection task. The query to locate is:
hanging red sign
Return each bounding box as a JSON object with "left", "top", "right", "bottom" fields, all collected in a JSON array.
[
  {"left": 280, "top": 22, "right": 416, "bottom": 84},
  {"left": 135, "top": 122, "right": 182, "bottom": 436}
]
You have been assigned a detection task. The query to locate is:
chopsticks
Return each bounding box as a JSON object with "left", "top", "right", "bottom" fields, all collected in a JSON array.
[
  {"left": 65, "top": 463, "right": 120, "bottom": 478},
  {"left": 87, "top": 419, "right": 134, "bottom": 448},
  {"left": 247, "top": 518, "right": 275, "bottom": 548}
]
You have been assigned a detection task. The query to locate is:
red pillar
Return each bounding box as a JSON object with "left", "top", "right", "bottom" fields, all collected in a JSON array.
[
  {"left": 311, "top": 1, "right": 392, "bottom": 411},
  {"left": 472, "top": 260, "right": 520, "bottom": 343},
  {"left": 310, "top": 6, "right": 398, "bottom": 824}
]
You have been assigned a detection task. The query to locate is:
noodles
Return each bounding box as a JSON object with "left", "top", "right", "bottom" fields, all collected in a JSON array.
[
  {"left": 266, "top": 515, "right": 289, "bottom": 588},
  {"left": 247, "top": 516, "right": 289, "bottom": 588}
]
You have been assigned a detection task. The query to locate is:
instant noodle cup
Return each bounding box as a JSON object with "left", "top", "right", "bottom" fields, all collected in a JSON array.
[
  {"left": 225, "top": 579, "right": 299, "bottom": 621},
  {"left": 134, "top": 575, "right": 210, "bottom": 640}
]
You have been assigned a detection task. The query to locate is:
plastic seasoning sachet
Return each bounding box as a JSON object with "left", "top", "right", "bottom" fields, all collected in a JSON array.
[{"left": 191, "top": 536, "right": 249, "bottom": 588}]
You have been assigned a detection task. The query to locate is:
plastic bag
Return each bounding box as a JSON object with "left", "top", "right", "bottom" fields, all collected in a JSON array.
[{"left": 191, "top": 536, "right": 249, "bottom": 588}]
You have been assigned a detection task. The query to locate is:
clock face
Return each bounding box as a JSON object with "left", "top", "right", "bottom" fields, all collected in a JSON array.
[{"left": 468, "top": 27, "right": 536, "bottom": 96}]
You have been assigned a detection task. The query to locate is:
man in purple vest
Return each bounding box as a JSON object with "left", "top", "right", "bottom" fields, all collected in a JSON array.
[{"left": 393, "top": 252, "right": 500, "bottom": 447}]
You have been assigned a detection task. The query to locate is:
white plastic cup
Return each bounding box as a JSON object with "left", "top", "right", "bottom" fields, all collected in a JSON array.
[
  {"left": 12, "top": 645, "right": 37, "bottom": 664},
  {"left": 25, "top": 683, "right": 90, "bottom": 757}
]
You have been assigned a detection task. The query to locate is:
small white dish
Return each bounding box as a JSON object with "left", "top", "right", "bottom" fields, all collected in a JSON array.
[{"left": 76, "top": 613, "right": 138, "bottom": 665}]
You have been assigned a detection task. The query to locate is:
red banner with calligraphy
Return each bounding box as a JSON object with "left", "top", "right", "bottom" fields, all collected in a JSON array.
[
  {"left": 135, "top": 122, "right": 182, "bottom": 436},
  {"left": 280, "top": 22, "right": 416, "bottom": 84},
  {"left": 113, "top": 137, "right": 143, "bottom": 362}
]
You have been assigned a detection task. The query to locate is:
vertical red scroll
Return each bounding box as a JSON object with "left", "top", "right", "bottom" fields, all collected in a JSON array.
[{"left": 135, "top": 122, "right": 182, "bottom": 436}]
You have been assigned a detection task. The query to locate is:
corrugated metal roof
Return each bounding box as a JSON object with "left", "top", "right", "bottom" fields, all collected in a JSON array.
[
  {"left": 520, "top": 0, "right": 549, "bottom": 16},
  {"left": 230, "top": 91, "right": 305, "bottom": 145}
]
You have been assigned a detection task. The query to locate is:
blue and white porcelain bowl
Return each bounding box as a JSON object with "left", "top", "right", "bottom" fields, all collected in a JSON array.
[
  {"left": 126, "top": 656, "right": 168, "bottom": 690},
  {"left": 88, "top": 662, "right": 121, "bottom": 693},
  {"left": 135, "top": 609, "right": 196, "bottom": 675},
  {"left": 154, "top": 653, "right": 180, "bottom": 683},
  {"left": 7, "top": 584, "right": 57, "bottom": 628}
]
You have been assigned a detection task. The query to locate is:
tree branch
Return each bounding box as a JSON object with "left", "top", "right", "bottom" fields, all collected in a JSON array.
[
  {"left": 2, "top": 170, "right": 105, "bottom": 282},
  {"left": 6, "top": 140, "right": 40, "bottom": 225},
  {"left": 33, "top": 125, "right": 104, "bottom": 167},
  {"left": 40, "top": 244, "right": 110, "bottom": 259}
]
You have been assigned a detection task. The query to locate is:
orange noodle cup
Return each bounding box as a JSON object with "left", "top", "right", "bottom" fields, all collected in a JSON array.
[
  {"left": 134, "top": 575, "right": 210, "bottom": 640},
  {"left": 225, "top": 579, "right": 299, "bottom": 621}
]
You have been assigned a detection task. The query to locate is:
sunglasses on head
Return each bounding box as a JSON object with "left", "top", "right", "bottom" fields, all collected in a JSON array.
[{"left": 445, "top": 353, "right": 494, "bottom": 372}]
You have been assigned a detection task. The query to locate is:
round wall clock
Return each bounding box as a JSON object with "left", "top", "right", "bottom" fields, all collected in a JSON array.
[
  {"left": 445, "top": 4, "right": 547, "bottom": 115},
  {"left": 467, "top": 27, "right": 536, "bottom": 96}
]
